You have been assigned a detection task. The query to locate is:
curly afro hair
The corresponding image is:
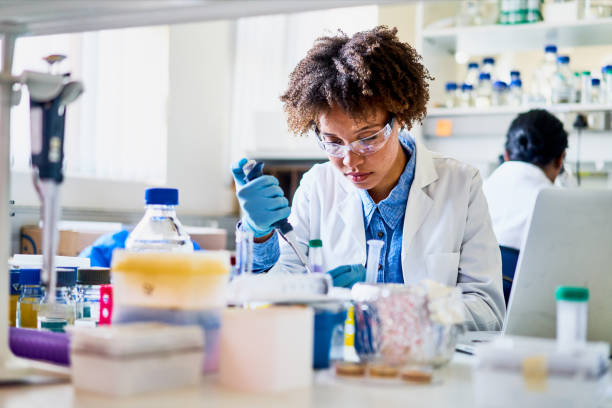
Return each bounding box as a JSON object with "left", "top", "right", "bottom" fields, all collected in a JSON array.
[{"left": 280, "top": 25, "right": 432, "bottom": 135}]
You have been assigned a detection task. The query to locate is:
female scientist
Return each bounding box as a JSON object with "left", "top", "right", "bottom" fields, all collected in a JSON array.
[
  {"left": 483, "top": 109, "right": 569, "bottom": 251},
  {"left": 231, "top": 26, "right": 504, "bottom": 331}
]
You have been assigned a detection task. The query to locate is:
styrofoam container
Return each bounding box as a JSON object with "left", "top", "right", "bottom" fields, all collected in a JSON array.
[
  {"left": 71, "top": 323, "right": 204, "bottom": 396},
  {"left": 220, "top": 306, "right": 313, "bottom": 393}
]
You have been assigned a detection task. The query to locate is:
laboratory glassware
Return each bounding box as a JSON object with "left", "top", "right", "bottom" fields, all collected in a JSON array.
[
  {"left": 556, "top": 286, "right": 589, "bottom": 352},
  {"left": 365, "top": 239, "right": 384, "bottom": 284},
  {"left": 308, "top": 239, "right": 323, "bottom": 273},
  {"left": 16, "top": 268, "right": 44, "bottom": 329}
]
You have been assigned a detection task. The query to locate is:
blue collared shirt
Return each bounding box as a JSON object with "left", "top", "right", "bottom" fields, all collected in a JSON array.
[{"left": 250, "top": 132, "right": 416, "bottom": 278}]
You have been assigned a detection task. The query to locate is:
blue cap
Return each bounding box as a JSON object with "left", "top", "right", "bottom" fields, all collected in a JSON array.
[
  {"left": 56, "top": 268, "right": 76, "bottom": 287},
  {"left": 592, "top": 78, "right": 601, "bottom": 86},
  {"left": 461, "top": 83, "right": 474, "bottom": 91},
  {"left": 10, "top": 270, "right": 20, "bottom": 295},
  {"left": 145, "top": 188, "right": 178, "bottom": 206},
  {"left": 445, "top": 82, "right": 458, "bottom": 91},
  {"left": 545, "top": 45, "right": 557, "bottom": 53},
  {"left": 510, "top": 79, "right": 523, "bottom": 87},
  {"left": 483, "top": 57, "right": 495, "bottom": 65},
  {"left": 479, "top": 72, "right": 491, "bottom": 80},
  {"left": 602, "top": 65, "right": 612, "bottom": 73},
  {"left": 468, "top": 62, "right": 479, "bottom": 69},
  {"left": 19, "top": 268, "right": 41, "bottom": 285},
  {"left": 510, "top": 70, "right": 520, "bottom": 78},
  {"left": 493, "top": 81, "right": 507, "bottom": 89},
  {"left": 558, "top": 55, "right": 570, "bottom": 64}
]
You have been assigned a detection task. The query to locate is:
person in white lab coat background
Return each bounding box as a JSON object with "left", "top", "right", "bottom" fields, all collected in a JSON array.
[
  {"left": 483, "top": 109, "right": 569, "bottom": 252},
  {"left": 231, "top": 26, "right": 504, "bottom": 331}
]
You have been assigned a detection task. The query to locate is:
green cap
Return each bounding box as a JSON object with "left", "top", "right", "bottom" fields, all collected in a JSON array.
[
  {"left": 582, "top": 71, "right": 591, "bottom": 76},
  {"left": 556, "top": 286, "right": 589, "bottom": 302},
  {"left": 308, "top": 239, "right": 322, "bottom": 248}
]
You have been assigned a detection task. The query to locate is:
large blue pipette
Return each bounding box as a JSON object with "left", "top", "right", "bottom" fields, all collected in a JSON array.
[{"left": 242, "top": 160, "right": 314, "bottom": 274}]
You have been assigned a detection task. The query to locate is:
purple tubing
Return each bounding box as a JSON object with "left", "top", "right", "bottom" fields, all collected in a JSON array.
[{"left": 9, "top": 327, "right": 70, "bottom": 366}]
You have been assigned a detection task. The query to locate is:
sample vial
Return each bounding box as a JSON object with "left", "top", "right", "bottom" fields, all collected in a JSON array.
[
  {"left": 556, "top": 286, "right": 589, "bottom": 353},
  {"left": 76, "top": 267, "right": 111, "bottom": 327},
  {"left": 308, "top": 239, "right": 323, "bottom": 273},
  {"left": 445, "top": 82, "right": 458, "bottom": 108},
  {"left": 234, "top": 228, "right": 254, "bottom": 277},
  {"left": 9, "top": 268, "right": 20, "bottom": 327},
  {"left": 17, "top": 269, "right": 44, "bottom": 329},
  {"left": 38, "top": 268, "right": 77, "bottom": 333}
]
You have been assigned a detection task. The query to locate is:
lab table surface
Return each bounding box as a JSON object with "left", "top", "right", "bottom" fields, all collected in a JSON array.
[{"left": 0, "top": 353, "right": 610, "bottom": 408}]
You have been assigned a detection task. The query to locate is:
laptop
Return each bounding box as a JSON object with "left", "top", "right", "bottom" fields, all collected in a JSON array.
[{"left": 458, "top": 188, "right": 612, "bottom": 353}]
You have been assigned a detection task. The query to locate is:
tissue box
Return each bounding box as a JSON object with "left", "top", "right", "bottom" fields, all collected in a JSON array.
[
  {"left": 71, "top": 323, "right": 204, "bottom": 396},
  {"left": 220, "top": 307, "right": 313, "bottom": 393},
  {"left": 474, "top": 336, "right": 609, "bottom": 408}
]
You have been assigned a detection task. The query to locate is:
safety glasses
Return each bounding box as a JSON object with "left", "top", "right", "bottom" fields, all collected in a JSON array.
[{"left": 315, "top": 116, "right": 395, "bottom": 158}]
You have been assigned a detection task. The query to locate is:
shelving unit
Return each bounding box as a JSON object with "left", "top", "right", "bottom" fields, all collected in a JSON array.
[{"left": 428, "top": 103, "right": 612, "bottom": 117}]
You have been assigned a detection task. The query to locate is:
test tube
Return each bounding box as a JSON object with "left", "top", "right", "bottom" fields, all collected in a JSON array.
[
  {"left": 365, "top": 240, "right": 384, "bottom": 284},
  {"left": 555, "top": 286, "right": 589, "bottom": 353},
  {"left": 234, "top": 229, "right": 254, "bottom": 278}
]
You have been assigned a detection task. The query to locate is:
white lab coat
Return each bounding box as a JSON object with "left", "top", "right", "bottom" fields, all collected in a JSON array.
[
  {"left": 483, "top": 161, "right": 555, "bottom": 251},
  {"left": 270, "top": 138, "right": 505, "bottom": 331}
]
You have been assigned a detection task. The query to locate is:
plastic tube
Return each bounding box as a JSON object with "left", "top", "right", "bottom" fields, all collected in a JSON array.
[
  {"left": 9, "top": 327, "right": 70, "bottom": 366},
  {"left": 365, "top": 240, "right": 384, "bottom": 284}
]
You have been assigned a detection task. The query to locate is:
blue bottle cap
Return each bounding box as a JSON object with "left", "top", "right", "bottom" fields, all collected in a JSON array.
[
  {"left": 19, "top": 268, "right": 41, "bottom": 285},
  {"left": 493, "top": 81, "right": 508, "bottom": 89},
  {"left": 479, "top": 72, "right": 491, "bottom": 81},
  {"left": 56, "top": 268, "right": 77, "bottom": 287},
  {"left": 145, "top": 188, "right": 179, "bottom": 206},
  {"left": 602, "top": 65, "right": 612, "bottom": 73},
  {"left": 445, "top": 82, "right": 458, "bottom": 91},
  {"left": 557, "top": 55, "right": 570, "bottom": 64},
  {"left": 10, "top": 270, "right": 20, "bottom": 295},
  {"left": 592, "top": 78, "right": 601, "bottom": 86},
  {"left": 468, "top": 62, "right": 479, "bottom": 69},
  {"left": 545, "top": 44, "right": 557, "bottom": 53},
  {"left": 510, "top": 70, "right": 520, "bottom": 77},
  {"left": 483, "top": 57, "right": 495, "bottom": 65},
  {"left": 510, "top": 79, "right": 523, "bottom": 88},
  {"left": 461, "top": 83, "right": 474, "bottom": 91}
]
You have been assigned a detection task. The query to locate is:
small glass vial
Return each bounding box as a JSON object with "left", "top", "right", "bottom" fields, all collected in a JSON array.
[
  {"left": 481, "top": 57, "right": 495, "bottom": 75},
  {"left": 465, "top": 62, "right": 480, "bottom": 86},
  {"left": 605, "top": 66, "right": 612, "bottom": 104},
  {"left": 9, "top": 268, "right": 20, "bottom": 327},
  {"left": 492, "top": 81, "right": 508, "bottom": 106},
  {"left": 16, "top": 269, "right": 44, "bottom": 329},
  {"left": 308, "top": 239, "right": 323, "bottom": 273},
  {"left": 234, "top": 227, "right": 254, "bottom": 278},
  {"left": 508, "top": 79, "right": 523, "bottom": 106},
  {"left": 556, "top": 286, "right": 589, "bottom": 353},
  {"left": 37, "top": 268, "right": 77, "bottom": 333},
  {"left": 460, "top": 83, "right": 474, "bottom": 107},
  {"left": 581, "top": 71, "right": 592, "bottom": 104},
  {"left": 444, "top": 82, "right": 458, "bottom": 108},
  {"left": 510, "top": 70, "right": 521, "bottom": 83},
  {"left": 76, "top": 267, "right": 111, "bottom": 327},
  {"left": 475, "top": 72, "right": 493, "bottom": 108}
]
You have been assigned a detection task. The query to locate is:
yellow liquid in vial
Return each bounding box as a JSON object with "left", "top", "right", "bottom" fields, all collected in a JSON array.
[
  {"left": 9, "top": 295, "right": 18, "bottom": 327},
  {"left": 18, "top": 302, "right": 40, "bottom": 329}
]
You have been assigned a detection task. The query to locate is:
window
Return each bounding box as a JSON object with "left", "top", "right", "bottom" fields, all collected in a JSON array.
[{"left": 10, "top": 26, "right": 168, "bottom": 184}]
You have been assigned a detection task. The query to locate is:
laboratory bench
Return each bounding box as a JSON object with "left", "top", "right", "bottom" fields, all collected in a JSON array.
[{"left": 0, "top": 353, "right": 479, "bottom": 408}]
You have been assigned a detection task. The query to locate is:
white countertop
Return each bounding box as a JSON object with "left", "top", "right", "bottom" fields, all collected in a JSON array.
[{"left": 0, "top": 354, "right": 477, "bottom": 408}]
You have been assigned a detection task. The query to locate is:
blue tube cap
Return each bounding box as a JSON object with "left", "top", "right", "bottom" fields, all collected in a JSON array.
[
  {"left": 545, "top": 44, "right": 558, "bottom": 53},
  {"left": 461, "top": 83, "right": 474, "bottom": 91},
  {"left": 558, "top": 55, "right": 570, "bottom": 64},
  {"left": 445, "top": 82, "right": 458, "bottom": 91},
  {"left": 468, "top": 62, "right": 479, "bottom": 69},
  {"left": 483, "top": 57, "right": 495, "bottom": 65},
  {"left": 145, "top": 188, "right": 179, "bottom": 206},
  {"left": 479, "top": 72, "right": 491, "bottom": 81}
]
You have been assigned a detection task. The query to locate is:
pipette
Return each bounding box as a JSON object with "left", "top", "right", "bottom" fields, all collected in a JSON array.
[
  {"left": 242, "top": 160, "right": 314, "bottom": 274},
  {"left": 365, "top": 240, "right": 384, "bottom": 284}
]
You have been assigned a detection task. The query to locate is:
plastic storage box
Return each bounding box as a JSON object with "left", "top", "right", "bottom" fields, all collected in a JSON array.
[
  {"left": 71, "top": 323, "right": 204, "bottom": 396},
  {"left": 474, "top": 336, "right": 610, "bottom": 408}
]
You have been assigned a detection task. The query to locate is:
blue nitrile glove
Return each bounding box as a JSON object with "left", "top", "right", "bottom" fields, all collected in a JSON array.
[
  {"left": 231, "top": 158, "right": 291, "bottom": 238},
  {"left": 327, "top": 264, "right": 367, "bottom": 288}
]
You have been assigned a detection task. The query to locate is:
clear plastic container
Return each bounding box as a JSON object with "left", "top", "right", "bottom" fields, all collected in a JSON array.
[
  {"left": 605, "top": 66, "right": 612, "bottom": 104},
  {"left": 234, "top": 228, "right": 253, "bottom": 278},
  {"left": 588, "top": 78, "right": 606, "bottom": 129},
  {"left": 16, "top": 268, "right": 44, "bottom": 329},
  {"left": 475, "top": 72, "right": 493, "bottom": 108},
  {"left": 552, "top": 55, "right": 572, "bottom": 104},
  {"left": 492, "top": 81, "right": 508, "bottom": 106},
  {"left": 37, "top": 268, "right": 77, "bottom": 333},
  {"left": 125, "top": 188, "right": 193, "bottom": 253},
  {"left": 584, "top": 0, "right": 612, "bottom": 19},
  {"left": 76, "top": 267, "right": 111, "bottom": 327},
  {"left": 365, "top": 240, "right": 384, "bottom": 284},
  {"left": 465, "top": 62, "right": 480, "bottom": 86},
  {"left": 508, "top": 79, "right": 523, "bottom": 106},
  {"left": 572, "top": 71, "right": 582, "bottom": 103},
  {"left": 444, "top": 82, "right": 458, "bottom": 108},
  {"left": 531, "top": 45, "right": 558, "bottom": 104},
  {"left": 526, "top": 0, "right": 543, "bottom": 22},
  {"left": 510, "top": 70, "right": 521, "bottom": 82},
  {"left": 460, "top": 83, "right": 474, "bottom": 107},
  {"left": 308, "top": 239, "right": 323, "bottom": 273},
  {"left": 482, "top": 57, "right": 495, "bottom": 75},
  {"left": 556, "top": 286, "right": 589, "bottom": 353}
]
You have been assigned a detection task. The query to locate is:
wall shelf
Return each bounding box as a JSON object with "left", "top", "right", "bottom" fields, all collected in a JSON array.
[
  {"left": 427, "top": 103, "right": 612, "bottom": 118},
  {"left": 422, "top": 17, "right": 612, "bottom": 55}
]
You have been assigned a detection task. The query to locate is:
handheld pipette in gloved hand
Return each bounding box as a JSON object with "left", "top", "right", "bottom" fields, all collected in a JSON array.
[{"left": 241, "top": 160, "right": 314, "bottom": 274}]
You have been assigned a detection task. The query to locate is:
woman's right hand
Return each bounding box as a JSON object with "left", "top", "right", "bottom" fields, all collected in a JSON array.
[{"left": 231, "top": 158, "right": 291, "bottom": 238}]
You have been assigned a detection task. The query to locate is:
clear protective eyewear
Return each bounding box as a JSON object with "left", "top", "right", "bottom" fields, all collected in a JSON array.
[{"left": 315, "top": 116, "right": 395, "bottom": 158}]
